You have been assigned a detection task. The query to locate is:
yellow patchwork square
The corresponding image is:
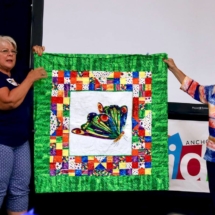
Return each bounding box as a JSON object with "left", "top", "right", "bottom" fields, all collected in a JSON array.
[
  {"left": 120, "top": 78, "right": 126, "bottom": 84},
  {"left": 145, "top": 168, "right": 151, "bottom": 175},
  {"left": 63, "top": 97, "right": 70, "bottom": 105},
  {"left": 139, "top": 71, "right": 146, "bottom": 78},
  {"left": 50, "top": 156, "right": 54, "bottom": 163},
  {"left": 145, "top": 131, "right": 151, "bottom": 136},
  {"left": 113, "top": 169, "right": 119, "bottom": 174},
  {"left": 145, "top": 84, "right": 151, "bottom": 90},
  {"left": 139, "top": 97, "right": 145, "bottom": 102},
  {"left": 119, "top": 163, "right": 126, "bottom": 169},
  {"left": 76, "top": 77, "right": 83, "bottom": 82},
  {"left": 50, "top": 139, "right": 56, "bottom": 143},
  {"left": 89, "top": 71, "right": 94, "bottom": 77},
  {"left": 88, "top": 156, "right": 94, "bottom": 161},
  {"left": 81, "top": 77, "right": 89, "bottom": 84},
  {"left": 107, "top": 72, "right": 114, "bottom": 78},
  {"left": 57, "top": 103, "right": 63, "bottom": 111},
  {"left": 69, "top": 172, "right": 75, "bottom": 176},
  {"left": 63, "top": 130, "right": 69, "bottom": 133},
  {"left": 56, "top": 143, "right": 62, "bottom": 149},
  {"left": 63, "top": 150, "right": 69, "bottom": 156}
]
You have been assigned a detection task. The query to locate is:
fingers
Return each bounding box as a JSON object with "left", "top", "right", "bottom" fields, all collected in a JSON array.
[
  {"left": 40, "top": 71, "right": 47, "bottom": 78},
  {"left": 32, "top": 45, "right": 46, "bottom": 56},
  {"left": 163, "top": 58, "right": 178, "bottom": 72},
  {"left": 39, "top": 68, "right": 47, "bottom": 77},
  {"left": 163, "top": 58, "right": 174, "bottom": 66},
  {"left": 163, "top": 58, "right": 173, "bottom": 62},
  {"left": 34, "top": 67, "right": 47, "bottom": 78}
]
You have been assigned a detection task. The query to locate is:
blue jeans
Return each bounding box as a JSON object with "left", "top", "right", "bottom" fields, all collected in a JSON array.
[{"left": 0, "top": 141, "right": 31, "bottom": 212}]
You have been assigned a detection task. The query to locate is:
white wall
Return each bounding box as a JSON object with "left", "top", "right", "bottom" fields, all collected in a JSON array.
[{"left": 43, "top": 0, "right": 215, "bottom": 103}]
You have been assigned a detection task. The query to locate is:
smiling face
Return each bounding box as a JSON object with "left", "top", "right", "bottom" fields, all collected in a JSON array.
[{"left": 0, "top": 40, "right": 17, "bottom": 75}]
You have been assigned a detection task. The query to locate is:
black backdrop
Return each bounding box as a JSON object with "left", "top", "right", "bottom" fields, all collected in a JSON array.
[{"left": 0, "top": 1, "right": 212, "bottom": 214}]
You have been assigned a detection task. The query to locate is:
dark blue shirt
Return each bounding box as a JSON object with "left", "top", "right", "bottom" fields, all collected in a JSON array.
[{"left": 0, "top": 71, "right": 31, "bottom": 147}]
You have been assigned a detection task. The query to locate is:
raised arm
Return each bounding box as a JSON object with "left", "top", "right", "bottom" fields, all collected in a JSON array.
[
  {"left": 0, "top": 45, "right": 47, "bottom": 110},
  {"left": 163, "top": 58, "right": 186, "bottom": 84},
  {"left": 0, "top": 67, "right": 47, "bottom": 110}
]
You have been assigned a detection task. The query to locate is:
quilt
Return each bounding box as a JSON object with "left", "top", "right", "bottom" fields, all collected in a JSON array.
[{"left": 33, "top": 53, "right": 168, "bottom": 193}]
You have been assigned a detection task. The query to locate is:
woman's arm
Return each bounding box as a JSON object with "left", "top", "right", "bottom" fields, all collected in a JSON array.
[
  {"left": 164, "top": 58, "right": 209, "bottom": 104},
  {"left": 0, "top": 67, "right": 47, "bottom": 110},
  {"left": 0, "top": 45, "right": 47, "bottom": 110},
  {"left": 163, "top": 58, "right": 186, "bottom": 84}
]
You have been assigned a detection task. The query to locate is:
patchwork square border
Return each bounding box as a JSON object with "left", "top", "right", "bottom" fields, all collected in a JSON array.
[{"left": 50, "top": 70, "right": 151, "bottom": 176}]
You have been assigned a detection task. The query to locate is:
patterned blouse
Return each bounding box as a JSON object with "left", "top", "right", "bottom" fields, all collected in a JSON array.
[{"left": 181, "top": 76, "right": 215, "bottom": 162}]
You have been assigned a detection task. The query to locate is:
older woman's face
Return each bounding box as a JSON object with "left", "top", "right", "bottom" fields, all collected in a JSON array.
[{"left": 0, "top": 40, "right": 16, "bottom": 73}]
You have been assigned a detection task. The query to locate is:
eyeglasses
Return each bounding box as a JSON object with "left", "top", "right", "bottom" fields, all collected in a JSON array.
[{"left": 0, "top": 49, "right": 18, "bottom": 55}]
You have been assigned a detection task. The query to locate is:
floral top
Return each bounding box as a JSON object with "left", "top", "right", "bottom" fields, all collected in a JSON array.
[{"left": 181, "top": 76, "right": 215, "bottom": 162}]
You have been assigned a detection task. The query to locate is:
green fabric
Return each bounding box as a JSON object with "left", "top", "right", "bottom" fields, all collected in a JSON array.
[{"left": 33, "top": 53, "right": 169, "bottom": 193}]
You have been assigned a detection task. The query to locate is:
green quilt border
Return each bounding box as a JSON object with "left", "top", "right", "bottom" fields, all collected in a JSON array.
[{"left": 33, "top": 53, "right": 168, "bottom": 193}]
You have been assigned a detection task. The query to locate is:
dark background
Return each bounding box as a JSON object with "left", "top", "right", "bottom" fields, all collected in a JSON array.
[{"left": 0, "top": 0, "right": 211, "bottom": 214}]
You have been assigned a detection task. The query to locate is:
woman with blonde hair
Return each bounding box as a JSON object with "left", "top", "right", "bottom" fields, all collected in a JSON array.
[{"left": 0, "top": 35, "right": 47, "bottom": 215}]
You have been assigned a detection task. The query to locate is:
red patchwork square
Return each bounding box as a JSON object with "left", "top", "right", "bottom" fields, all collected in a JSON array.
[
  {"left": 125, "top": 156, "right": 132, "bottom": 162},
  {"left": 82, "top": 71, "right": 89, "bottom": 77},
  {"left": 145, "top": 155, "right": 151, "bottom": 162},
  {"left": 107, "top": 163, "right": 113, "bottom": 169},
  {"left": 55, "top": 150, "right": 62, "bottom": 156},
  {"left": 56, "top": 130, "right": 63, "bottom": 136},
  {"left": 132, "top": 162, "right": 138, "bottom": 168},
  {"left": 145, "top": 90, "right": 151, "bottom": 97},
  {"left": 50, "top": 163, "right": 55, "bottom": 169},
  {"left": 138, "top": 128, "right": 145, "bottom": 136},
  {"left": 88, "top": 162, "right": 94, "bottom": 170},
  {"left": 51, "top": 97, "right": 63, "bottom": 104},
  {"left": 145, "top": 78, "right": 152, "bottom": 84},
  {"left": 71, "top": 71, "right": 77, "bottom": 77},
  {"left": 58, "top": 77, "right": 64, "bottom": 84}
]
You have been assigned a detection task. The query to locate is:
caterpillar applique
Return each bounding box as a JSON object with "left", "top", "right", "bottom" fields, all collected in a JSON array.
[{"left": 71, "top": 102, "right": 128, "bottom": 142}]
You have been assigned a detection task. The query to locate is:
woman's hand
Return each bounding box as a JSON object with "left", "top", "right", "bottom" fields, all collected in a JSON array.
[
  {"left": 163, "top": 58, "right": 178, "bottom": 72},
  {"left": 163, "top": 58, "right": 186, "bottom": 84},
  {"left": 27, "top": 67, "right": 47, "bottom": 82},
  {"left": 32, "top": 45, "right": 45, "bottom": 56}
]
